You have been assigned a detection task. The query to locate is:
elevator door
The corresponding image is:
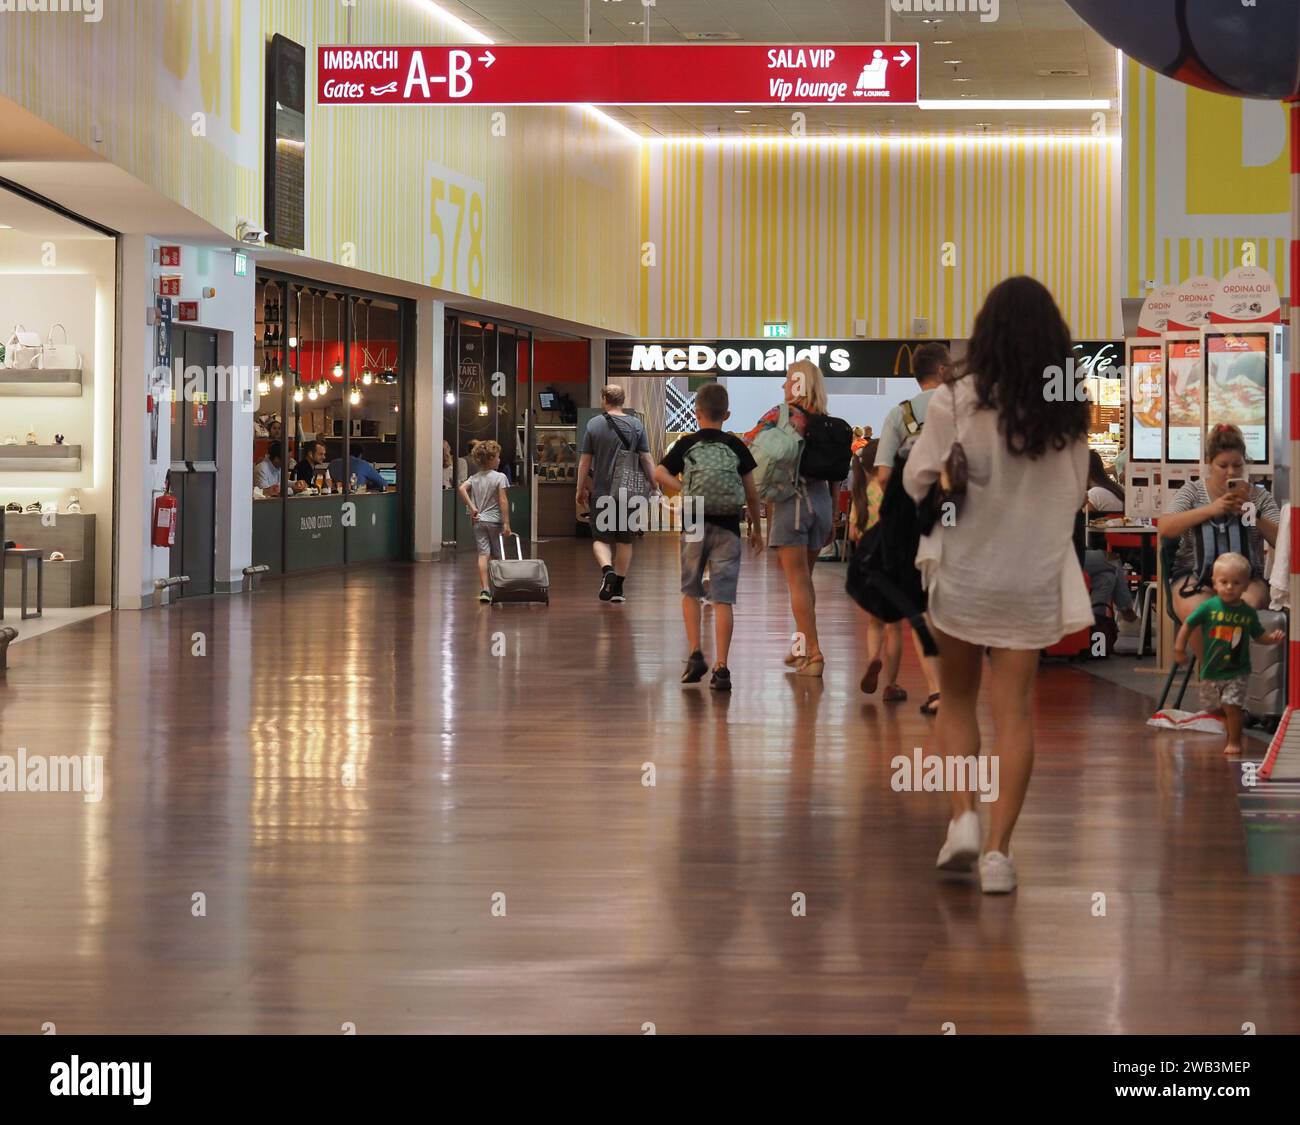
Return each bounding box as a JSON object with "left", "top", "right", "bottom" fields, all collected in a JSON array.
[{"left": 169, "top": 328, "right": 218, "bottom": 597}]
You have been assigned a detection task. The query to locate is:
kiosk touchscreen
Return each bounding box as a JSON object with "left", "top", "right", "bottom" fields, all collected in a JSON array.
[
  {"left": 1126, "top": 339, "right": 1165, "bottom": 465},
  {"left": 1202, "top": 325, "right": 1272, "bottom": 469},
  {"left": 1164, "top": 333, "right": 1204, "bottom": 465}
]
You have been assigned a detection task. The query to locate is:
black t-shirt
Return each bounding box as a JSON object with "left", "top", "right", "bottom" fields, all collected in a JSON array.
[
  {"left": 660, "top": 429, "right": 757, "bottom": 535},
  {"left": 292, "top": 458, "right": 324, "bottom": 484}
]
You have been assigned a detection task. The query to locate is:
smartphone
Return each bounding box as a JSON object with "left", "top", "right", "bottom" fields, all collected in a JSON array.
[{"left": 1227, "top": 477, "right": 1249, "bottom": 493}]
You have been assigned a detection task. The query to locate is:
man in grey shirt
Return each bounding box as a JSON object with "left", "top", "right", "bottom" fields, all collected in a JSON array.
[{"left": 576, "top": 383, "right": 656, "bottom": 603}]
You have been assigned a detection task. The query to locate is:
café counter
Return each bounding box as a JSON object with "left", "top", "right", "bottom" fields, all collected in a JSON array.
[{"left": 252, "top": 489, "right": 400, "bottom": 575}]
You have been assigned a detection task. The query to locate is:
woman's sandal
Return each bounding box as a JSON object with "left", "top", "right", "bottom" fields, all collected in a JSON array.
[
  {"left": 860, "top": 658, "right": 882, "bottom": 694},
  {"left": 883, "top": 684, "right": 908, "bottom": 703},
  {"left": 919, "top": 693, "right": 941, "bottom": 715},
  {"left": 794, "top": 656, "right": 825, "bottom": 678}
]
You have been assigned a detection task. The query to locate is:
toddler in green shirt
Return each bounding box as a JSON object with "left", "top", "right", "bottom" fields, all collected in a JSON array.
[{"left": 1175, "top": 552, "right": 1284, "bottom": 756}]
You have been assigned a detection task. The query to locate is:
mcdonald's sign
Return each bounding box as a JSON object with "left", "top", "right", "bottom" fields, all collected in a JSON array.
[
  {"left": 608, "top": 338, "right": 950, "bottom": 381},
  {"left": 891, "top": 342, "right": 920, "bottom": 377}
]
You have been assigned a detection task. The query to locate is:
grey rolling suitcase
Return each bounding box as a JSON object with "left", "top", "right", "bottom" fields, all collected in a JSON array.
[
  {"left": 487, "top": 533, "right": 549, "bottom": 604},
  {"left": 1245, "top": 608, "right": 1288, "bottom": 730}
]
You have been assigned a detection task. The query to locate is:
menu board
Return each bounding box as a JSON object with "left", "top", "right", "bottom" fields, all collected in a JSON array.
[
  {"left": 1205, "top": 332, "right": 1270, "bottom": 464},
  {"left": 1165, "top": 339, "right": 1203, "bottom": 463},
  {"left": 1128, "top": 343, "right": 1165, "bottom": 462}
]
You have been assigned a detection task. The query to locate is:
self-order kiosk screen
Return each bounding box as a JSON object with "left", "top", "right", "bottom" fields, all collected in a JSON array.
[
  {"left": 1129, "top": 345, "right": 1164, "bottom": 462},
  {"left": 1206, "top": 333, "right": 1269, "bottom": 464},
  {"left": 1165, "top": 339, "right": 1203, "bottom": 463}
]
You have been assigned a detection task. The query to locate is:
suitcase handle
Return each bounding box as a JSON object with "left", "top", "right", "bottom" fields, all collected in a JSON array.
[{"left": 497, "top": 532, "right": 523, "bottom": 560}]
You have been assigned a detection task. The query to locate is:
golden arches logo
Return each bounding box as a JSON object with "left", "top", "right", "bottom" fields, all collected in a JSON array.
[{"left": 892, "top": 344, "right": 916, "bottom": 377}]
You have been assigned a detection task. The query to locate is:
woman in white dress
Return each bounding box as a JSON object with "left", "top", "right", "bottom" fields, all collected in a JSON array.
[{"left": 903, "top": 276, "right": 1091, "bottom": 894}]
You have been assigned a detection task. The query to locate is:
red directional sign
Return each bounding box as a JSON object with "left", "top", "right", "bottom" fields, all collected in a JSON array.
[{"left": 318, "top": 44, "right": 919, "bottom": 106}]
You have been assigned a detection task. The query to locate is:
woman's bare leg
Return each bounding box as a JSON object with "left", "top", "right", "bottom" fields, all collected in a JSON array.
[
  {"left": 933, "top": 627, "right": 983, "bottom": 821},
  {"left": 984, "top": 647, "right": 1041, "bottom": 855}
]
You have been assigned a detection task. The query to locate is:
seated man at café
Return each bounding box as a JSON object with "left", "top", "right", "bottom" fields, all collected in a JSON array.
[
  {"left": 329, "top": 442, "right": 389, "bottom": 492},
  {"left": 255, "top": 441, "right": 304, "bottom": 497},
  {"left": 292, "top": 439, "right": 332, "bottom": 489}
]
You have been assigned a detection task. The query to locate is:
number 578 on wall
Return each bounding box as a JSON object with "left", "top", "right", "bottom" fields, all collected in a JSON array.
[{"left": 426, "top": 164, "right": 486, "bottom": 297}]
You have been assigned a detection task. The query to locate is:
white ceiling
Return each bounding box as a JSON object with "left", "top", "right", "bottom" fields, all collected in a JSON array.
[{"left": 431, "top": 0, "right": 1119, "bottom": 137}]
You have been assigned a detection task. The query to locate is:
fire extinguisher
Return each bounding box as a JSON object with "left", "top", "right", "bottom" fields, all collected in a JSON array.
[{"left": 153, "top": 474, "right": 178, "bottom": 548}]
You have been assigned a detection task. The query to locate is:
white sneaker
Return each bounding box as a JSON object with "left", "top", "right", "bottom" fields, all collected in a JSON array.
[
  {"left": 978, "top": 850, "right": 1017, "bottom": 894},
  {"left": 935, "top": 810, "right": 981, "bottom": 873}
]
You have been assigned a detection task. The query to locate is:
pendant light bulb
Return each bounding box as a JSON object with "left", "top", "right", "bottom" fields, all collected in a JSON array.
[
  {"left": 350, "top": 385, "right": 361, "bottom": 406},
  {"left": 362, "top": 371, "right": 373, "bottom": 386},
  {"left": 273, "top": 373, "right": 284, "bottom": 389},
  {"left": 293, "top": 385, "right": 304, "bottom": 403}
]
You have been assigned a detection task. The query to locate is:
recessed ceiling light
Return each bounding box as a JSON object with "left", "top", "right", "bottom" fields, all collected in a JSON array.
[
  {"left": 943, "top": 59, "right": 963, "bottom": 65},
  {"left": 921, "top": 17, "right": 943, "bottom": 24},
  {"left": 952, "top": 77, "right": 973, "bottom": 82},
  {"left": 734, "top": 109, "right": 751, "bottom": 114},
  {"left": 933, "top": 40, "right": 954, "bottom": 46},
  {"left": 628, "top": 20, "right": 643, "bottom": 26},
  {"left": 0, "top": 224, "right": 11, "bottom": 229}
]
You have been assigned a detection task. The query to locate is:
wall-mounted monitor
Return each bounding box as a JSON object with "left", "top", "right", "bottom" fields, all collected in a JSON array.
[
  {"left": 1203, "top": 327, "right": 1271, "bottom": 467},
  {"left": 1126, "top": 339, "right": 1165, "bottom": 464},
  {"left": 1164, "top": 334, "right": 1203, "bottom": 464},
  {"left": 538, "top": 392, "right": 556, "bottom": 410}
]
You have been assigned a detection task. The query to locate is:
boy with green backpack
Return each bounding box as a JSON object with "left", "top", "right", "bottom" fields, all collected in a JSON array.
[{"left": 654, "top": 382, "right": 765, "bottom": 692}]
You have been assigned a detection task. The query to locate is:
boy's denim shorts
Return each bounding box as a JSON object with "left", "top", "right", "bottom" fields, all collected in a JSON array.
[{"left": 681, "top": 524, "right": 742, "bottom": 604}]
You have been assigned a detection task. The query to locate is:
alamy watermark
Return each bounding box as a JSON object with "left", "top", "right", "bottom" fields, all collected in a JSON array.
[
  {"left": 150, "top": 360, "right": 262, "bottom": 412},
  {"left": 891, "top": 747, "right": 999, "bottom": 803},
  {"left": 0, "top": 0, "right": 103, "bottom": 23},
  {"left": 0, "top": 747, "right": 104, "bottom": 803},
  {"left": 593, "top": 490, "right": 704, "bottom": 542},
  {"left": 890, "top": 0, "right": 999, "bottom": 23}
]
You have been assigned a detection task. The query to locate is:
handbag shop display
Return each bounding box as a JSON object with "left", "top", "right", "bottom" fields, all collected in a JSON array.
[{"left": 2, "top": 323, "right": 83, "bottom": 371}]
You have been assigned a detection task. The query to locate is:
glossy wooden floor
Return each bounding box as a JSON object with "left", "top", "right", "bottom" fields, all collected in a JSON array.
[{"left": 1, "top": 536, "right": 1298, "bottom": 1034}]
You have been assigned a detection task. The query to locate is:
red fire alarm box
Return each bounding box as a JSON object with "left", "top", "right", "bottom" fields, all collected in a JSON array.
[
  {"left": 177, "top": 300, "right": 199, "bottom": 322},
  {"left": 158, "top": 275, "right": 181, "bottom": 296},
  {"left": 159, "top": 245, "right": 181, "bottom": 267}
]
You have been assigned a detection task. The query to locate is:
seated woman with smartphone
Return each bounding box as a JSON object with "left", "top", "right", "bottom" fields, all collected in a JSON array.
[{"left": 1160, "top": 424, "right": 1279, "bottom": 649}]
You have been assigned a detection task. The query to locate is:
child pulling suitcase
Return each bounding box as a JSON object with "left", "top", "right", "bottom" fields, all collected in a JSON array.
[{"left": 487, "top": 533, "right": 550, "bottom": 604}]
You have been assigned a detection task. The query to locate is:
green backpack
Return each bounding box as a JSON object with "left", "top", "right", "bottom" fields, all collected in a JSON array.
[
  {"left": 750, "top": 403, "right": 803, "bottom": 503},
  {"left": 682, "top": 438, "right": 746, "bottom": 517}
]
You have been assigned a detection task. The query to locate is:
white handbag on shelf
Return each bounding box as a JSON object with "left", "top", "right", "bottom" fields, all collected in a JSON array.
[
  {"left": 38, "top": 323, "right": 81, "bottom": 370},
  {"left": 3, "top": 324, "right": 43, "bottom": 370}
]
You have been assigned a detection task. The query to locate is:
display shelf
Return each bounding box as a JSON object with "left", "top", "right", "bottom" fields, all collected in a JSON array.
[
  {"left": 0, "top": 368, "right": 84, "bottom": 396},
  {"left": 0, "top": 444, "right": 82, "bottom": 471}
]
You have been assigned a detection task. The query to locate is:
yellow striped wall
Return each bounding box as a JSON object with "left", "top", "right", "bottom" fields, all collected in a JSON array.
[
  {"left": 1123, "top": 58, "right": 1292, "bottom": 298},
  {"left": 0, "top": 1, "right": 640, "bottom": 333},
  {"left": 639, "top": 139, "right": 1120, "bottom": 341}
]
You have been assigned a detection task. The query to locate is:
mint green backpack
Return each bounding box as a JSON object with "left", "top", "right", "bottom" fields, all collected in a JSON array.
[
  {"left": 750, "top": 403, "right": 803, "bottom": 503},
  {"left": 682, "top": 439, "right": 746, "bottom": 517}
]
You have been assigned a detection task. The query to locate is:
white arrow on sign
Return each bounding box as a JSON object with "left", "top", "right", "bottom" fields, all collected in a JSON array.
[
  {"left": 479, "top": 50, "right": 496, "bottom": 67},
  {"left": 893, "top": 48, "right": 912, "bottom": 67}
]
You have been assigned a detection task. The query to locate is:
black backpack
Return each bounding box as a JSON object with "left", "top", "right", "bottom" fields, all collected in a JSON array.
[
  {"left": 845, "top": 447, "right": 939, "bottom": 655},
  {"left": 799, "top": 412, "right": 854, "bottom": 481}
]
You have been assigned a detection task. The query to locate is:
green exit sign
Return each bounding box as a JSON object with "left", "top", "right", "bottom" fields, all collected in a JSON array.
[
  {"left": 233, "top": 251, "right": 249, "bottom": 277},
  {"left": 763, "top": 322, "right": 790, "bottom": 338}
]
